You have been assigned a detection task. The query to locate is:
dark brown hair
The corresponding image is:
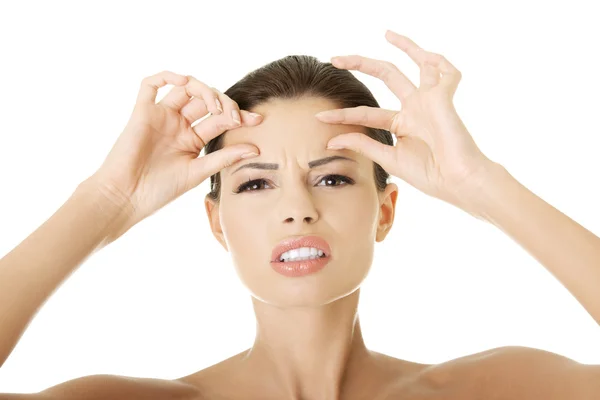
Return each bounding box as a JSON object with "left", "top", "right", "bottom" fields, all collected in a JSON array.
[{"left": 204, "top": 55, "right": 394, "bottom": 201}]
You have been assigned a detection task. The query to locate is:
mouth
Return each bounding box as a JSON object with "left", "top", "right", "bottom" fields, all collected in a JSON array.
[
  {"left": 271, "top": 235, "right": 331, "bottom": 263},
  {"left": 274, "top": 252, "right": 328, "bottom": 263}
]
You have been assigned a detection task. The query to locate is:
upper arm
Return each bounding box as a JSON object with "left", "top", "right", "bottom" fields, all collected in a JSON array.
[
  {"left": 421, "top": 345, "right": 600, "bottom": 399},
  {"left": 0, "top": 374, "right": 123, "bottom": 400},
  {"left": 478, "top": 346, "right": 600, "bottom": 399},
  {"left": 39, "top": 374, "right": 120, "bottom": 398},
  {"left": 0, "top": 374, "right": 199, "bottom": 400}
]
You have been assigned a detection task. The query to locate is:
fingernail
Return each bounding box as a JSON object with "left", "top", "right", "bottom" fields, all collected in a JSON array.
[
  {"left": 248, "top": 112, "right": 262, "bottom": 119},
  {"left": 327, "top": 144, "right": 344, "bottom": 150},
  {"left": 241, "top": 152, "right": 258, "bottom": 159},
  {"left": 232, "top": 109, "right": 241, "bottom": 125},
  {"left": 315, "top": 111, "right": 330, "bottom": 118},
  {"left": 215, "top": 98, "right": 223, "bottom": 113}
]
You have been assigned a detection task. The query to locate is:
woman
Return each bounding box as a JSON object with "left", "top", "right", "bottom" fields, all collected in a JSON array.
[{"left": 0, "top": 29, "right": 598, "bottom": 399}]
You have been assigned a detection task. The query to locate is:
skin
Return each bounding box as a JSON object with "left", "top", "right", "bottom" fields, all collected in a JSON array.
[
  {"left": 2, "top": 30, "right": 600, "bottom": 399},
  {"left": 198, "top": 96, "right": 402, "bottom": 399}
]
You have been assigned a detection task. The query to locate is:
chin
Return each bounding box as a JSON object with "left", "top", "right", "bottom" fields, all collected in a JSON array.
[{"left": 242, "top": 268, "right": 369, "bottom": 308}]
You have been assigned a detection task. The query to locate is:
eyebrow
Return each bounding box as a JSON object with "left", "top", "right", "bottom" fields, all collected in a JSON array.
[{"left": 230, "top": 155, "right": 358, "bottom": 175}]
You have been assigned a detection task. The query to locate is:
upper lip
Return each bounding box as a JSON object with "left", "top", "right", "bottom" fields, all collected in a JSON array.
[{"left": 271, "top": 235, "right": 331, "bottom": 262}]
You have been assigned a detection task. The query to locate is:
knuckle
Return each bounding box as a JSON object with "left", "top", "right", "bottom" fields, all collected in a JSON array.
[
  {"left": 373, "top": 63, "right": 385, "bottom": 78},
  {"left": 384, "top": 61, "right": 398, "bottom": 71},
  {"left": 141, "top": 75, "right": 153, "bottom": 85},
  {"left": 223, "top": 97, "right": 239, "bottom": 110},
  {"left": 358, "top": 106, "right": 369, "bottom": 122},
  {"left": 221, "top": 154, "right": 237, "bottom": 169},
  {"left": 216, "top": 120, "right": 231, "bottom": 131},
  {"left": 186, "top": 75, "right": 200, "bottom": 86},
  {"left": 213, "top": 89, "right": 238, "bottom": 108},
  {"left": 390, "top": 111, "right": 403, "bottom": 132},
  {"left": 377, "top": 61, "right": 397, "bottom": 80}
]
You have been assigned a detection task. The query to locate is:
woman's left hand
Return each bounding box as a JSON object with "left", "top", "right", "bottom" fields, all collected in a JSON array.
[{"left": 316, "top": 29, "right": 499, "bottom": 212}]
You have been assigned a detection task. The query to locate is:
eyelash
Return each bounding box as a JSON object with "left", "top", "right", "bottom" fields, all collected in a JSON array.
[{"left": 233, "top": 174, "right": 355, "bottom": 194}]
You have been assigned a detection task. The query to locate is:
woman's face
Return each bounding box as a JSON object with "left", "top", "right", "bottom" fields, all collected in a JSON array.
[{"left": 205, "top": 97, "right": 398, "bottom": 307}]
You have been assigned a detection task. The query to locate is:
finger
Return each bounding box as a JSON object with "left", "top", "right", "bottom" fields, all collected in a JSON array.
[
  {"left": 423, "top": 53, "right": 462, "bottom": 95},
  {"left": 186, "top": 145, "right": 259, "bottom": 190},
  {"left": 214, "top": 88, "right": 242, "bottom": 127},
  {"left": 192, "top": 109, "right": 263, "bottom": 149},
  {"left": 184, "top": 88, "right": 259, "bottom": 126},
  {"left": 137, "top": 71, "right": 188, "bottom": 104},
  {"left": 420, "top": 62, "right": 440, "bottom": 90},
  {"left": 180, "top": 96, "right": 209, "bottom": 124},
  {"left": 239, "top": 109, "right": 264, "bottom": 125},
  {"left": 315, "top": 106, "right": 407, "bottom": 136},
  {"left": 384, "top": 30, "right": 432, "bottom": 67},
  {"left": 158, "top": 85, "right": 192, "bottom": 110},
  {"left": 183, "top": 76, "right": 223, "bottom": 115},
  {"left": 182, "top": 87, "right": 233, "bottom": 124},
  {"left": 331, "top": 55, "right": 416, "bottom": 101},
  {"left": 326, "top": 132, "right": 399, "bottom": 173},
  {"left": 384, "top": 30, "right": 461, "bottom": 91}
]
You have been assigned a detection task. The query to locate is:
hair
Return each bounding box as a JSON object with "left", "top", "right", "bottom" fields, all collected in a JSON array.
[{"left": 204, "top": 55, "right": 394, "bottom": 202}]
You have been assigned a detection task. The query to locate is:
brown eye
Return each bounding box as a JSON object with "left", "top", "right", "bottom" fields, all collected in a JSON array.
[
  {"left": 233, "top": 174, "right": 354, "bottom": 194},
  {"left": 317, "top": 174, "right": 354, "bottom": 187},
  {"left": 234, "top": 178, "right": 270, "bottom": 193}
]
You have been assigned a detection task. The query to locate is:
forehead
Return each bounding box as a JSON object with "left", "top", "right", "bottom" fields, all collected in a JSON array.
[{"left": 222, "top": 96, "right": 366, "bottom": 148}]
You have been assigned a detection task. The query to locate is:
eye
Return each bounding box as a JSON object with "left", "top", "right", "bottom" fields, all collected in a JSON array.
[
  {"left": 233, "top": 174, "right": 355, "bottom": 194},
  {"left": 315, "top": 174, "right": 355, "bottom": 187},
  {"left": 234, "top": 178, "right": 272, "bottom": 193}
]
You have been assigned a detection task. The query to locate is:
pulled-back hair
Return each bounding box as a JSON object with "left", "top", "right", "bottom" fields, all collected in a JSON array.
[{"left": 204, "top": 55, "right": 394, "bottom": 201}]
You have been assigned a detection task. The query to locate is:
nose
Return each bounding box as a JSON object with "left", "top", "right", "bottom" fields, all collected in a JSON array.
[{"left": 278, "top": 184, "right": 319, "bottom": 225}]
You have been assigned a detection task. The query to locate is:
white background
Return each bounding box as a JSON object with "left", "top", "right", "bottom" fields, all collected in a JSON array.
[{"left": 1, "top": 0, "right": 599, "bottom": 393}]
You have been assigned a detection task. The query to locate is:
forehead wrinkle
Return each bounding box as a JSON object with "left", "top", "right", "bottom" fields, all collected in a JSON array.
[{"left": 220, "top": 101, "right": 367, "bottom": 176}]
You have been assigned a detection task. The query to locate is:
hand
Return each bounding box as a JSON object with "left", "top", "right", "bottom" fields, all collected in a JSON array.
[
  {"left": 87, "top": 71, "right": 263, "bottom": 241},
  {"left": 316, "top": 30, "right": 498, "bottom": 211}
]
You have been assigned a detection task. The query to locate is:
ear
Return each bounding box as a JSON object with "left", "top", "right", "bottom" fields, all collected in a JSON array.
[
  {"left": 375, "top": 183, "right": 398, "bottom": 242},
  {"left": 204, "top": 195, "right": 228, "bottom": 252}
]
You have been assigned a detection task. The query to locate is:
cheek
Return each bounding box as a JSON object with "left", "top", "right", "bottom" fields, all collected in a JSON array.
[
  {"left": 219, "top": 201, "right": 268, "bottom": 261},
  {"left": 328, "top": 189, "right": 378, "bottom": 223},
  {"left": 220, "top": 201, "right": 253, "bottom": 241}
]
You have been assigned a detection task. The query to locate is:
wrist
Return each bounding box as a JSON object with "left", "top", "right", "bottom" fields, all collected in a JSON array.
[
  {"left": 455, "top": 160, "right": 514, "bottom": 222},
  {"left": 75, "top": 176, "right": 137, "bottom": 245}
]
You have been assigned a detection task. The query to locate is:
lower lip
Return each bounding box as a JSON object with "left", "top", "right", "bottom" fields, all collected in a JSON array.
[{"left": 270, "top": 256, "right": 331, "bottom": 277}]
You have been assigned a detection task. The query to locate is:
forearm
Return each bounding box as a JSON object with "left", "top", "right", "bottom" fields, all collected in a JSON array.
[
  {"left": 471, "top": 163, "right": 600, "bottom": 324},
  {"left": 0, "top": 178, "right": 131, "bottom": 368}
]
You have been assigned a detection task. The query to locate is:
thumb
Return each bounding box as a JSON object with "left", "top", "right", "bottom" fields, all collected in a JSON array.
[
  {"left": 327, "top": 133, "right": 398, "bottom": 173},
  {"left": 187, "top": 145, "right": 259, "bottom": 190}
]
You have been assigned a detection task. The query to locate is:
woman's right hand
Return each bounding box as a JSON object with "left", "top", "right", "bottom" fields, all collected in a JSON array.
[{"left": 85, "top": 71, "right": 263, "bottom": 243}]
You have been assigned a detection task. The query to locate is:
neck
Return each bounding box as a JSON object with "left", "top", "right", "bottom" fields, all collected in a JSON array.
[{"left": 240, "top": 289, "right": 374, "bottom": 399}]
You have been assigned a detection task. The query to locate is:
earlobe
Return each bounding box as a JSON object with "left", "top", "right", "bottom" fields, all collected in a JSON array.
[{"left": 204, "top": 195, "right": 228, "bottom": 252}]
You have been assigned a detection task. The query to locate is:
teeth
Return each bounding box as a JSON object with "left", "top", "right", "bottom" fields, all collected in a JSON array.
[{"left": 279, "top": 247, "right": 325, "bottom": 262}]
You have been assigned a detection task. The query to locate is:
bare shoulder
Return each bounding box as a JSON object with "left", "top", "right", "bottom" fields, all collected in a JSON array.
[
  {"left": 1, "top": 374, "right": 202, "bottom": 400},
  {"left": 418, "top": 346, "right": 600, "bottom": 399},
  {"left": 174, "top": 349, "right": 249, "bottom": 392}
]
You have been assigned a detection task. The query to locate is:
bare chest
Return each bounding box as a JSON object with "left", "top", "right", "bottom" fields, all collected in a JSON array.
[{"left": 136, "top": 372, "right": 552, "bottom": 400}]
